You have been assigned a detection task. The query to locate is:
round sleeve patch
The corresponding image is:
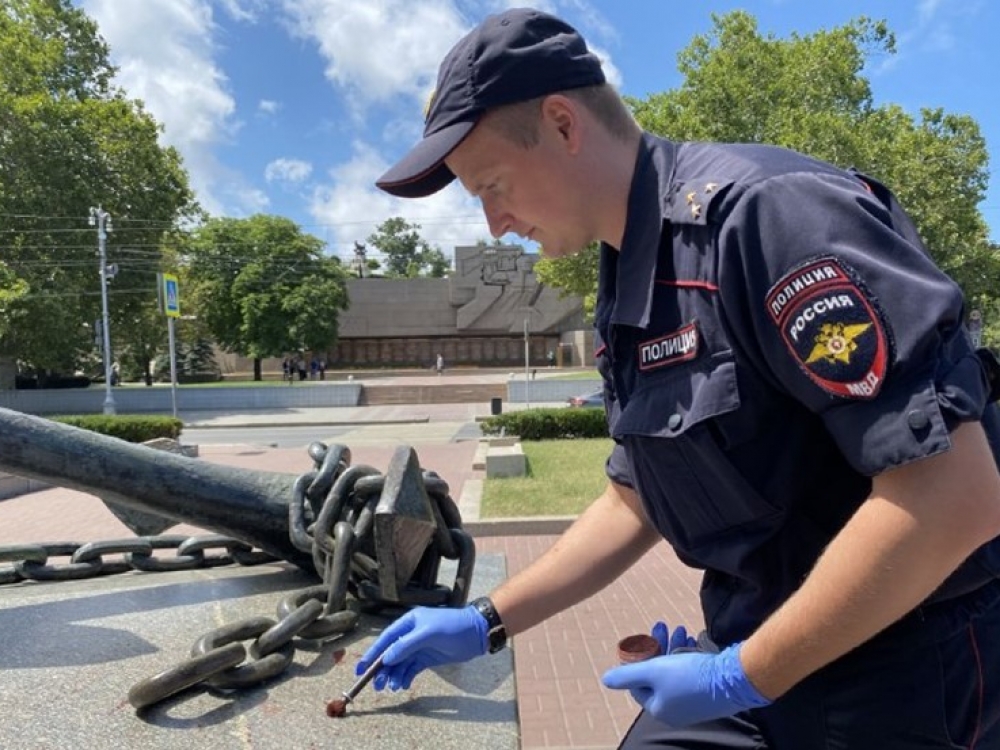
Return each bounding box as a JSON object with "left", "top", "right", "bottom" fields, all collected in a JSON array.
[{"left": 766, "top": 257, "right": 890, "bottom": 399}]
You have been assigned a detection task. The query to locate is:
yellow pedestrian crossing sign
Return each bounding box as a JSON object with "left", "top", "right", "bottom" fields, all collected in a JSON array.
[{"left": 159, "top": 273, "right": 180, "bottom": 318}]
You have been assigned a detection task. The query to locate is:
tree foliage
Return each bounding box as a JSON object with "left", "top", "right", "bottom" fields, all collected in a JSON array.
[
  {"left": 0, "top": 0, "right": 195, "bottom": 382},
  {"left": 542, "top": 12, "right": 996, "bottom": 331},
  {"left": 534, "top": 242, "right": 601, "bottom": 318},
  {"left": 366, "top": 217, "right": 450, "bottom": 277},
  {"left": 182, "top": 215, "right": 350, "bottom": 377}
]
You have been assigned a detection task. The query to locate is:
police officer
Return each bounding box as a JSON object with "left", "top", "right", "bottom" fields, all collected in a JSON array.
[{"left": 356, "top": 8, "right": 1000, "bottom": 748}]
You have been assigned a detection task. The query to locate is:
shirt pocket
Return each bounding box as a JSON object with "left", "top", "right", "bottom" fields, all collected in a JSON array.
[{"left": 613, "top": 354, "right": 784, "bottom": 557}]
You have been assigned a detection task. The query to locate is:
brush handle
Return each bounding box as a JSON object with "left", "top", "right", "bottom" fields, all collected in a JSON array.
[{"left": 343, "top": 654, "right": 386, "bottom": 703}]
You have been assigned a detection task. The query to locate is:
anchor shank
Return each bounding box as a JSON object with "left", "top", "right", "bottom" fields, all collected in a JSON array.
[{"left": 0, "top": 407, "right": 312, "bottom": 570}]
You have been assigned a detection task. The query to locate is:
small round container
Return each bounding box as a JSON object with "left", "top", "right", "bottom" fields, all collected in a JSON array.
[{"left": 617, "top": 633, "right": 663, "bottom": 664}]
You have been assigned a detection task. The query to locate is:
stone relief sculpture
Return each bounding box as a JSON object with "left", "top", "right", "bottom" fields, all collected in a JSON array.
[{"left": 448, "top": 245, "right": 582, "bottom": 335}]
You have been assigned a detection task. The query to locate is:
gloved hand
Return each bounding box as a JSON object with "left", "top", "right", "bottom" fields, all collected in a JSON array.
[
  {"left": 650, "top": 621, "right": 696, "bottom": 655},
  {"left": 601, "top": 642, "right": 771, "bottom": 727},
  {"left": 355, "top": 605, "right": 488, "bottom": 691}
]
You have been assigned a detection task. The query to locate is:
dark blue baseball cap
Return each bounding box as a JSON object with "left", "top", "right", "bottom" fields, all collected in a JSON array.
[{"left": 376, "top": 7, "right": 605, "bottom": 198}]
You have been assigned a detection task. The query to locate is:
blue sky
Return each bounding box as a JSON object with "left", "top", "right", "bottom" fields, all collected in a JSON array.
[{"left": 76, "top": 0, "right": 1000, "bottom": 265}]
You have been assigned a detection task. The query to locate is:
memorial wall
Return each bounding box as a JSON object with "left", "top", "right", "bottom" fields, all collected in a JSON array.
[
  {"left": 328, "top": 244, "right": 590, "bottom": 368},
  {"left": 217, "top": 244, "right": 592, "bottom": 374}
]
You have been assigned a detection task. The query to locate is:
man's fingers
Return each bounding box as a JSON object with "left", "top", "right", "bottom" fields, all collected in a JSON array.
[
  {"left": 601, "top": 663, "right": 651, "bottom": 690},
  {"left": 668, "top": 625, "right": 693, "bottom": 652},
  {"left": 651, "top": 621, "right": 669, "bottom": 653}
]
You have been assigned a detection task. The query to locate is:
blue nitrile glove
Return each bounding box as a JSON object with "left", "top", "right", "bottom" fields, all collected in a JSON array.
[
  {"left": 355, "top": 605, "right": 488, "bottom": 691},
  {"left": 651, "top": 621, "right": 696, "bottom": 654},
  {"left": 601, "top": 642, "right": 771, "bottom": 727}
]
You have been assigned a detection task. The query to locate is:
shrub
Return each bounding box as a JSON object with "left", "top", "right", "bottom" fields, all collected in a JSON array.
[
  {"left": 480, "top": 407, "right": 608, "bottom": 440},
  {"left": 15, "top": 374, "right": 91, "bottom": 389},
  {"left": 178, "top": 372, "right": 223, "bottom": 384},
  {"left": 52, "top": 414, "right": 183, "bottom": 442}
]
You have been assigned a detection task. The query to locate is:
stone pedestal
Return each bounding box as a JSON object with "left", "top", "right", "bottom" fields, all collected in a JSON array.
[{"left": 0, "top": 554, "right": 516, "bottom": 749}]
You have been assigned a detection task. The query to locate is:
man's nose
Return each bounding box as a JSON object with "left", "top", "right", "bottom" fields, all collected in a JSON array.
[{"left": 482, "top": 201, "right": 510, "bottom": 239}]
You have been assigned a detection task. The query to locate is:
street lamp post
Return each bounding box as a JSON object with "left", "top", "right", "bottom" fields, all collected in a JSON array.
[
  {"left": 523, "top": 317, "right": 530, "bottom": 409},
  {"left": 90, "top": 207, "right": 116, "bottom": 415}
]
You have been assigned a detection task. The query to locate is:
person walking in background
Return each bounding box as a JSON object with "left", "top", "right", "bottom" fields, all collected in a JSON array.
[
  {"left": 354, "top": 7, "right": 1000, "bottom": 749},
  {"left": 435, "top": 352, "right": 444, "bottom": 375}
]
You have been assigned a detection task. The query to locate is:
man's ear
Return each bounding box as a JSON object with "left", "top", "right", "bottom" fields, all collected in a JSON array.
[{"left": 541, "top": 94, "right": 581, "bottom": 153}]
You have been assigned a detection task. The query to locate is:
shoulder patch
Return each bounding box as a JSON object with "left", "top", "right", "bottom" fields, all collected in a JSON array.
[
  {"left": 667, "top": 180, "right": 733, "bottom": 225},
  {"left": 766, "top": 257, "right": 890, "bottom": 399}
]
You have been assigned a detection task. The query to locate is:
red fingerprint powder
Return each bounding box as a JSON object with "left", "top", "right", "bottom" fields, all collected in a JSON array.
[{"left": 325, "top": 698, "right": 348, "bottom": 718}]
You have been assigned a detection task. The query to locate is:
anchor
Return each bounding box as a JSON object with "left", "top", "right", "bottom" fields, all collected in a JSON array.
[{"left": 0, "top": 406, "right": 475, "bottom": 610}]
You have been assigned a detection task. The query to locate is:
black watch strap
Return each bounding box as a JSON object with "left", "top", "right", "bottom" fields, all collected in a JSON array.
[{"left": 470, "top": 596, "right": 508, "bottom": 653}]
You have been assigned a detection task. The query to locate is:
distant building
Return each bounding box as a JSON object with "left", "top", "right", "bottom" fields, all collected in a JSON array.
[{"left": 217, "top": 244, "right": 593, "bottom": 375}]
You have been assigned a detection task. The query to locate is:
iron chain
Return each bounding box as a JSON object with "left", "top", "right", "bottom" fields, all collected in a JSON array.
[{"left": 2, "top": 441, "right": 472, "bottom": 710}]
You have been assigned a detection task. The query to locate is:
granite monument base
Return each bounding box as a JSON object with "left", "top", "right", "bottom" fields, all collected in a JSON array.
[{"left": 0, "top": 554, "right": 516, "bottom": 749}]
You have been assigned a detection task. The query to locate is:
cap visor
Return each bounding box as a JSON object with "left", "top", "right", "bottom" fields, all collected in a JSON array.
[{"left": 376, "top": 120, "right": 475, "bottom": 198}]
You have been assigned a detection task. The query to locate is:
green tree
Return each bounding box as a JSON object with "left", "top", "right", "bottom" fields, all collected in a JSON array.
[
  {"left": 534, "top": 242, "right": 601, "bottom": 319},
  {"left": 633, "top": 12, "right": 993, "bottom": 297},
  {"left": 115, "top": 298, "right": 167, "bottom": 385},
  {"left": 182, "top": 214, "right": 350, "bottom": 380},
  {"left": 541, "top": 12, "right": 996, "bottom": 321},
  {"left": 366, "top": 217, "right": 451, "bottom": 277},
  {"left": 0, "top": 0, "right": 195, "bottom": 386},
  {"left": 0, "top": 262, "right": 28, "bottom": 341}
]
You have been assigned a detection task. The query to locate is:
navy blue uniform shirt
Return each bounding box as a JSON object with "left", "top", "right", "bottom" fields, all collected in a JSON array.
[{"left": 596, "top": 133, "right": 1000, "bottom": 646}]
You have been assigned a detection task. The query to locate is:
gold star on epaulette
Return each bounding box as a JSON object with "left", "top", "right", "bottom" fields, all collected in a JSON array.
[
  {"left": 704, "top": 182, "right": 718, "bottom": 194},
  {"left": 686, "top": 191, "right": 697, "bottom": 205},
  {"left": 691, "top": 203, "right": 702, "bottom": 219}
]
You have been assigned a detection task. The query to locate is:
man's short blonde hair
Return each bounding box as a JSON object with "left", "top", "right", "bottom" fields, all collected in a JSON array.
[{"left": 484, "top": 83, "right": 637, "bottom": 148}]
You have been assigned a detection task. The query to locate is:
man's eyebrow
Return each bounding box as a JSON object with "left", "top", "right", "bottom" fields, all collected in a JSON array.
[{"left": 465, "top": 180, "right": 486, "bottom": 198}]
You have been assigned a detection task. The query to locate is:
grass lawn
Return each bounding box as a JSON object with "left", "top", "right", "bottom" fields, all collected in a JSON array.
[
  {"left": 480, "top": 437, "right": 613, "bottom": 517},
  {"left": 544, "top": 370, "right": 601, "bottom": 380}
]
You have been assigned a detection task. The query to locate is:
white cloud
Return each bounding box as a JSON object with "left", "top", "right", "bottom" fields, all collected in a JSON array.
[
  {"left": 80, "top": 0, "right": 266, "bottom": 217},
  {"left": 279, "top": 0, "right": 469, "bottom": 112},
  {"left": 79, "top": 0, "right": 626, "bottom": 232},
  {"left": 288, "top": 0, "right": 622, "bottom": 260},
  {"left": 265, "top": 158, "right": 313, "bottom": 184},
  {"left": 228, "top": 185, "right": 270, "bottom": 214},
  {"left": 215, "top": 0, "right": 267, "bottom": 23},
  {"left": 308, "top": 142, "right": 492, "bottom": 260},
  {"left": 892, "top": 0, "right": 985, "bottom": 64},
  {"left": 258, "top": 99, "right": 280, "bottom": 115}
]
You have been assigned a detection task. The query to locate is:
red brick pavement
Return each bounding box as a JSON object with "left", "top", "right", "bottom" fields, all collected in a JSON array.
[
  {"left": 477, "top": 536, "right": 703, "bottom": 750},
  {"left": 0, "top": 439, "right": 704, "bottom": 750}
]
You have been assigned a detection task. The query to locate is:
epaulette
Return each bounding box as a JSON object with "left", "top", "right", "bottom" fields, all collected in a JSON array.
[{"left": 666, "top": 179, "right": 735, "bottom": 226}]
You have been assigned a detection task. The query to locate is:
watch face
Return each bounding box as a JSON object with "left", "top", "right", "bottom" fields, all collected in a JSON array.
[
  {"left": 473, "top": 597, "right": 507, "bottom": 652},
  {"left": 487, "top": 626, "right": 507, "bottom": 653}
]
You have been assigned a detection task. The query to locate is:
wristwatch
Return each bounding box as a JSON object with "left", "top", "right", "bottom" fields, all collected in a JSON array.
[{"left": 470, "top": 596, "right": 508, "bottom": 653}]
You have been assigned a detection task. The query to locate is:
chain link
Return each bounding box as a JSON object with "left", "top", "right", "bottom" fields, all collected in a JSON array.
[
  {"left": 0, "top": 535, "right": 277, "bottom": 585},
  {"left": 2, "top": 441, "right": 472, "bottom": 710}
]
